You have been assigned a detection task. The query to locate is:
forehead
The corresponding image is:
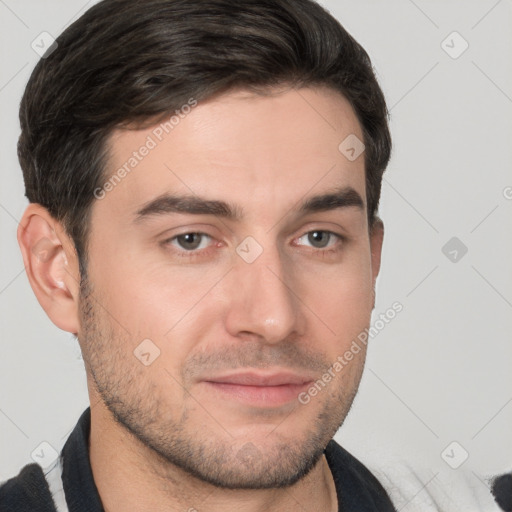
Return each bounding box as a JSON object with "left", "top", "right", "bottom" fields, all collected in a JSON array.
[{"left": 99, "top": 86, "right": 366, "bottom": 222}]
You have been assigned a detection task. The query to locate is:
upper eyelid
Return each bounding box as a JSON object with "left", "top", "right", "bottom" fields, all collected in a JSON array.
[
  {"left": 159, "top": 216, "right": 349, "bottom": 239},
  {"left": 166, "top": 228, "right": 342, "bottom": 239}
]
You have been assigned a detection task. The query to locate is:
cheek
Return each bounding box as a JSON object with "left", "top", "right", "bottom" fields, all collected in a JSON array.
[
  {"left": 297, "top": 253, "right": 374, "bottom": 340},
  {"left": 89, "top": 257, "right": 228, "bottom": 365},
  {"left": 91, "top": 233, "right": 216, "bottom": 317}
]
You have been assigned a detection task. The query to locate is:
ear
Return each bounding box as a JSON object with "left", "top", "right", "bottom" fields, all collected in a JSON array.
[
  {"left": 369, "top": 218, "right": 384, "bottom": 303},
  {"left": 17, "top": 204, "right": 81, "bottom": 333}
]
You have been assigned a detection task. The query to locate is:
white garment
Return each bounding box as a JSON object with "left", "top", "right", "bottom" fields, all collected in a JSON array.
[
  {"left": 44, "top": 456, "right": 70, "bottom": 512},
  {"left": 373, "top": 463, "right": 502, "bottom": 512}
]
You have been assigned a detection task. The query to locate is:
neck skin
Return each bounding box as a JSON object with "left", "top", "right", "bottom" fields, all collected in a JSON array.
[{"left": 87, "top": 395, "right": 338, "bottom": 512}]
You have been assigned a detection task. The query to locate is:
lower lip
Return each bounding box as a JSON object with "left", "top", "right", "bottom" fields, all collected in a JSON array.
[{"left": 203, "top": 381, "right": 312, "bottom": 407}]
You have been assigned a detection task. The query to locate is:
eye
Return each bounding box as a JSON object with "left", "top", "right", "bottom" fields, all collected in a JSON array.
[
  {"left": 295, "top": 230, "right": 342, "bottom": 250},
  {"left": 169, "top": 232, "right": 212, "bottom": 251}
]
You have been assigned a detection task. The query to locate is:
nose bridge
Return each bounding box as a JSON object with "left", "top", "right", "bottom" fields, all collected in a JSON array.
[{"left": 225, "top": 240, "right": 302, "bottom": 343}]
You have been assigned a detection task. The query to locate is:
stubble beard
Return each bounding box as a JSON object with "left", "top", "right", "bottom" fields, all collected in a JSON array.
[{"left": 78, "top": 277, "right": 363, "bottom": 489}]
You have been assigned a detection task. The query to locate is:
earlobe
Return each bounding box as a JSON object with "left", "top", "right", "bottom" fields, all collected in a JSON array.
[{"left": 17, "top": 204, "right": 81, "bottom": 333}]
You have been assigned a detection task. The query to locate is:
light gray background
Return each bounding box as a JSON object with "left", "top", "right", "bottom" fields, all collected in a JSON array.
[{"left": 1, "top": 0, "right": 511, "bottom": 499}]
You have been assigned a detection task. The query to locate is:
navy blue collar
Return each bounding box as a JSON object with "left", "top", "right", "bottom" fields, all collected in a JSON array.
[{"left": 61, "top": 408, "right": 104, "bottom": 512}]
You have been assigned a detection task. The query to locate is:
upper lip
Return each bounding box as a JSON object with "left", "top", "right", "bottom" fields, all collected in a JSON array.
[{"left": 204, "top": 371, "right": 314, "bottom": 387}]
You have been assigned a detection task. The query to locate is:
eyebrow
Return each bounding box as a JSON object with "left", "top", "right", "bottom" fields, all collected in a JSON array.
[
  {"left": 299, "top": 186, "right": 364, "bottom": 214},
  {"left": 133, "top": 186, "right": 364, "bottom": 223}
]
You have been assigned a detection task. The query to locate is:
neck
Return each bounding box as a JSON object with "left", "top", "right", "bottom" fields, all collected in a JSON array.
[{"left": 88, "top": 399, "right": 337, "bottom": 512}]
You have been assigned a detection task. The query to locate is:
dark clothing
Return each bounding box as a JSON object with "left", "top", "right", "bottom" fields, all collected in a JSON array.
[{"left": 1, "top": 408, "right": 395, "bottom": 511}]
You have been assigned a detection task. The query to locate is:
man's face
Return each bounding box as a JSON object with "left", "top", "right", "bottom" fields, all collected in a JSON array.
[{"left": 79, "top": 86, "right": 382, "bottom": 488}]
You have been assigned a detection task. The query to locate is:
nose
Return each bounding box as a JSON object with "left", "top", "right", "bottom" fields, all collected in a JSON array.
[{"left": 223, "top": 246, "right": 304, "bottom": 344}]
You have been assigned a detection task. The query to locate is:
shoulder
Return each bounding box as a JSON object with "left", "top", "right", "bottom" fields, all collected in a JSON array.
[
  {"left": 325, "top": 439, "right": 396, "bottom": 511},
  {"left": 374, "top": 461, "right": 504, "bottom": 512},
  {"left": 0, "top": 463, "right": 57, "bottom": 512}
]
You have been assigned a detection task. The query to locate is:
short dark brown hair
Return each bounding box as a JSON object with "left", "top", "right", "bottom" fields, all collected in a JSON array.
[{"left": 18, "top": 0, "right": 391, "bottom": 276}]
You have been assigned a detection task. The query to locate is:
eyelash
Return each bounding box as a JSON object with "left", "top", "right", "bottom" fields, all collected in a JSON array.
[{"left": 162, "top": 230, "right": 345, "bottom": 259}]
